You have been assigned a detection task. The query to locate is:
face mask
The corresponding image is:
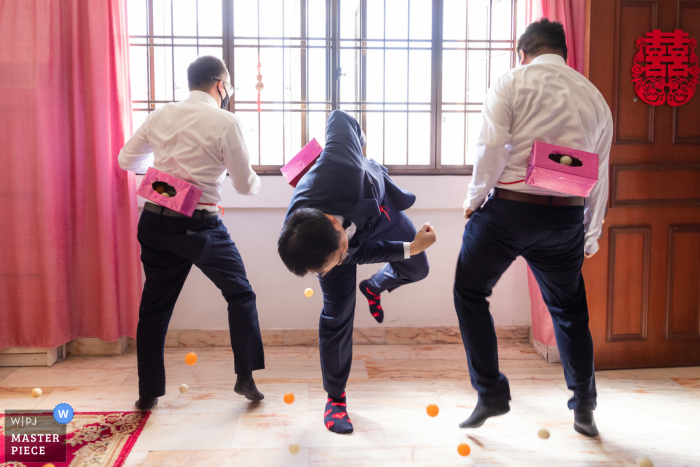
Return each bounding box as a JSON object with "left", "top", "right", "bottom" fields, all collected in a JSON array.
[{"left": 218, "top": 85, "right": 230, "bottom": 110}]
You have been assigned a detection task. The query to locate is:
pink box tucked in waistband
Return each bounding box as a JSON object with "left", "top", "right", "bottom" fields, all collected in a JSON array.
[
  {"left": 525, "top": 142, "right": 599, "bottom": 197},
  {"left": 136, "top": 167, "right": 204, "bottom": 217}
]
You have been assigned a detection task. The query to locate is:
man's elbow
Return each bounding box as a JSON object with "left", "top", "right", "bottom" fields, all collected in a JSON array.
[
  {"left": 117, "top": 150, "right": 130, "bottom": 171},
  {"left": 235, "top": 175, "right": 261, "bottom": 196}
]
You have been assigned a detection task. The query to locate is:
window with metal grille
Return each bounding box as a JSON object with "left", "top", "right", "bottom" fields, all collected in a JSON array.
[{"left": 127, "top": 0, "right": 524, "bottom": 175}]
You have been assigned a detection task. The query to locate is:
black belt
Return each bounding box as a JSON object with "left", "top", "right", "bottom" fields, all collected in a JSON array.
[
  {"left": 144, "top": 202, "right": 218, "bottom": 218},
  {"left": 493, "top": 188, "right": 584, "bottom": 206}
]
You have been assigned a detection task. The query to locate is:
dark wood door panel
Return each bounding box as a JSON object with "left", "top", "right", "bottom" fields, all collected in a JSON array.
[
  {"left": 606, "top": 226, "right": 651, "bottom": 342},
  {"left": 673, "top": 1, "right": 700, "bottom": 144},
  {"left": 666, "top": 225, "right": 700, "bottom": 339},
  {"left": 587, "top": 0, "right": 700, "bottom": 369},
  {"left": 611, "top": 164, "right": 700, "bottom": 206},
  {"left": 585, "top": 210, "right": 700, "bottom": 368},
  {"left": 613, "top": 0, "right": 658, "bottom": 144}
]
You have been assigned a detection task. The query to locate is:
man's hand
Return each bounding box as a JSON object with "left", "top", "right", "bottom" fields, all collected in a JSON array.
[
  {"left": 410, "top": 223, "right": 437, "bottom": 256},
  {"left": 585, "top": 252, "right": 596, "bottom": 259},
  {"left": 464, "top": 208, "right": 475, "bottom": 219}
]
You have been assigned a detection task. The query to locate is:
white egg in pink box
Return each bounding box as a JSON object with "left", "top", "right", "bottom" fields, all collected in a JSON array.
[
  {"left": 525, "top": 142, "right": 599, "bottom": 197},
  {"left": 137, "top": 167, "right": 204, "bottom": 217}
]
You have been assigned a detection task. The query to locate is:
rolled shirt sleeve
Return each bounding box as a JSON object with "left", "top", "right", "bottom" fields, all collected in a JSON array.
[
  {"left": 583, "top": 110, "right": 613, "bottom": 255},
  {"left": 223, "top": 116, "right": 261, "bottom": 196},
  {"left": 465, "top": 76, "right": 514, "bottom": 212},
  {"left": 118, "top": 113, "right": 155, "bottom": 172}
]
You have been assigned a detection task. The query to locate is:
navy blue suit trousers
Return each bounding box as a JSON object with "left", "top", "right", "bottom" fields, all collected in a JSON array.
[
  {"left": 454, "top": 196, "right": 596, "bottom": 410},
  {"left": 136, "top": 208, "right": 265, "bottom": 398}
]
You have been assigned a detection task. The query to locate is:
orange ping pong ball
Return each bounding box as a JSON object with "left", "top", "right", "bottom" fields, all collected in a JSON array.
[
  {"left": 457, "top": 443, "right": 471, "bottom": 457},
  {"left": 43, "top": 464, "right": 56, "bottom": 467},
  {"left": 284, "top": 392, "right": 295, "bottom": 404},
  {"left": 185, "top": 352, "right": 198, "bottom": 366},
  {"left": 426, "top": 404, "right": 439, "bottom": 417},
  {"left": 304, "top": 288, "right": 314, "bottom": 298}
]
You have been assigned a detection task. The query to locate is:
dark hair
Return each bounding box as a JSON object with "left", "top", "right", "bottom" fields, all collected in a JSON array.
[
  {"left": 187, "top": 55, "right": 228, "bottom": 91},
  {"left": 517, "top": 18, "right": 567, "bottom": 62},
  {"left": 278, "top": 208, "right": 341, "bottom": 277}
]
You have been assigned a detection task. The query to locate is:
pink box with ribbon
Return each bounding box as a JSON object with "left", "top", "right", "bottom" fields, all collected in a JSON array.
[
  {"left": 525, "top": 142, "right": 599, "bottom": 197},
  {"left": 281, "top": 138, "right": 324, "bottom": 187},
  {"left": 136, "top": 167, "right": 204, "bottom": 217}
]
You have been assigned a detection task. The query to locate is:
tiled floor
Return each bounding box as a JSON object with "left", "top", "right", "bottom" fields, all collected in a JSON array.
[{"left": 2, "top": 343, "right": 700, "bottom": 466}]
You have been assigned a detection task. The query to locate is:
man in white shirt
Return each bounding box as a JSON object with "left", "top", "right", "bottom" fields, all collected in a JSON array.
[
  {"left": 119, "top": 56, "right": 265, "bottom": 411},
  {"left": 454, "top": 20, "right": 612, "bottom": 437}
]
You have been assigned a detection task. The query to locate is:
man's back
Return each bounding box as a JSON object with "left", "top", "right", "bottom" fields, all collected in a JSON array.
[
  {"left": 487, "top": 54, "right": 612, "bottom": 193},
  {"left": 467, "top": 53, "right": 613, "bottom": 254},
  {"left": 119, "top": 91, "right": 260, "bottom": 208}
]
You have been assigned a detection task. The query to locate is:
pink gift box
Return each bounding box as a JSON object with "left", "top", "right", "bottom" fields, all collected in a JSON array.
[
  {"left": 525, "top": 142, "right": 599, "bottom": 197},
  {"left": 136, "top": 167, "right": 204, "bottom": 217},
  {"left": 281, "top": 138, "right": 324, "bottom": 187}
]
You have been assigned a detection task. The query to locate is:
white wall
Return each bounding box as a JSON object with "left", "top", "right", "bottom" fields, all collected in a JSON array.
[{"left": 137, "top": 175, "right": 532, "bottom": 330}]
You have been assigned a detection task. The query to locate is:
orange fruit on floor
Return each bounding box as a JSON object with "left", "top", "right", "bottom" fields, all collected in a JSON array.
[
  {"left": 457, "top": 443, "right": 471, "bottom": 457},
  {"left": 426, "top": 404, "right": 439, "bottom": 417},
  {"left": 185, "top": 352, "right": 198, "bottom": 366},
  {"left": 284, "top": 392, "right": 295, "bottom": 404}
]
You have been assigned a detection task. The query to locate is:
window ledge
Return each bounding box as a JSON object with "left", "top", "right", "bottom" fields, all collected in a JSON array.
[{"left": 134, "top": 174, "right": 472, "bottom": 210}]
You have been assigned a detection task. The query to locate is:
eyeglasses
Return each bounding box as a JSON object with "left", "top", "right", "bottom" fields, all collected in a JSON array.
[{"left": 216, "top": 79, "right": 233, "bottom": 95}]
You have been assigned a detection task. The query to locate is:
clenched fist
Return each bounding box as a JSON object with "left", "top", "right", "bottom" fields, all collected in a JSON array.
[{"left": 409, "top": 222, "right": 437, "bottom": 256}]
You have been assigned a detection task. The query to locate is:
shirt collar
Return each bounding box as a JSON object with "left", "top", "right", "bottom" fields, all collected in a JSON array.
[
  {"left": 530, "top": 53, "right": 567, "bottom": 66},
  {"left": 187, "top": 90, "right": 219, "bottom": 108}
]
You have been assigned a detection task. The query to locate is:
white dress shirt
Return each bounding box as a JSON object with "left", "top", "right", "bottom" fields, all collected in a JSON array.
[
  {"left": 331, "top": 215, "right": 411, "bottom": 260},
  {"left": 465, "top": 54, "right": 613, "bottom": 255},
  {"left": 119, "top": 91, "right": 261, "bottom": 211}
]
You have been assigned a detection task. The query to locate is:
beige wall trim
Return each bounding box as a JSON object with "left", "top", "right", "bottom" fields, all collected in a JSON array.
[{"left": 127, "top": 326, "right": 531, "bottom": 349}]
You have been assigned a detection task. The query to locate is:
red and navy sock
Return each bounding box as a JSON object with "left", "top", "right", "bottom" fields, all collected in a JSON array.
[
  {"left": 324, "top": 392, "right": 353, "bottom": 434},
  {"left": 360, "top": 280, "right": 384, "bottom": 323}
]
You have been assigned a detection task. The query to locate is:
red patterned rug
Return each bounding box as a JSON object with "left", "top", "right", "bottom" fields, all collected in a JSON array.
[{"left": 0, "top": 411, "right": 150, "bottom": 467}]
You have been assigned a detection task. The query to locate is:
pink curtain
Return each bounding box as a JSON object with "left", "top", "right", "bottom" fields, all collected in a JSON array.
[
  {"left": 525, "top": 0, "right": 586, "bottom": 346},
  {"left": 0, "top": 0, "right": 141, "bottom": 348}
]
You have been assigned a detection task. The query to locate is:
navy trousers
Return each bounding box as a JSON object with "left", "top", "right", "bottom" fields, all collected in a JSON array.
[
  {"left": 136, "top": 209, "right": 265, "bottom": 398},
  {"left": 453, "top": 196, "right": 596, "bottom": 410},
  {"left": 318, "top": 203, "right": 429, "bottom": 398}
]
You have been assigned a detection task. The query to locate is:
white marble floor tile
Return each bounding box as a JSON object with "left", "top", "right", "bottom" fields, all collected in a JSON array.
[
  {"left": 600, "top": 366, "right": 700, "bottom": 380},
  {"left": 308, "top": 345, "right": 417, "bottom": 360},
  {"left": 2, "top": 344, "right": 698, "bottom": 466},
  {"left": 0, "top": 387, "right": 55, "bottom": 411},
  {"left": 0, "top": 365, "right": 133, "bottom": 387},
  {"left": 141, "top": 448, "right": 309, "bottom": 466},
  {"left": 170, "top": 383, "right": 310, "bottom": 414},
  {"left": 309, "top": 381, "right": 440, "bottom": 411},
  {"left": 122, "top": 450, "right": 148, "bottom": 467},
  {"left": 34, "top": 385, "right": 179, "bottom": 413},
  {"left": 231, "top": 410, "right": 386, "bottom": 449},
  {"left": 254, "top": 359, "right": 370, "bottom": 384},
  {"left": 0, "top": 367, "right": 19, "bottom": 383},
  {"left": 130, "top": 412, "right": 239, "bottom": 454}
]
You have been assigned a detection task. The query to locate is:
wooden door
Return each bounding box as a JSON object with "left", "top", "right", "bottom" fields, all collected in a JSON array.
[{"left": 582, "top": 0, "right": 700, "bottom": 369}]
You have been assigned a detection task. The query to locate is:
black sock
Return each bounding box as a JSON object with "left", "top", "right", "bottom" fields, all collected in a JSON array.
[
  {"left": 359, "top": 280, "right": 384, "bottom": 323},
  {"left": 324, "top": 392, "right": 353, "bottom": 434},
  {"left": 459, "top": 401, "right": 510, "bottom": 428},
  {"left": 234, "top": 372, "right": 264, "bottom": 401}
]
